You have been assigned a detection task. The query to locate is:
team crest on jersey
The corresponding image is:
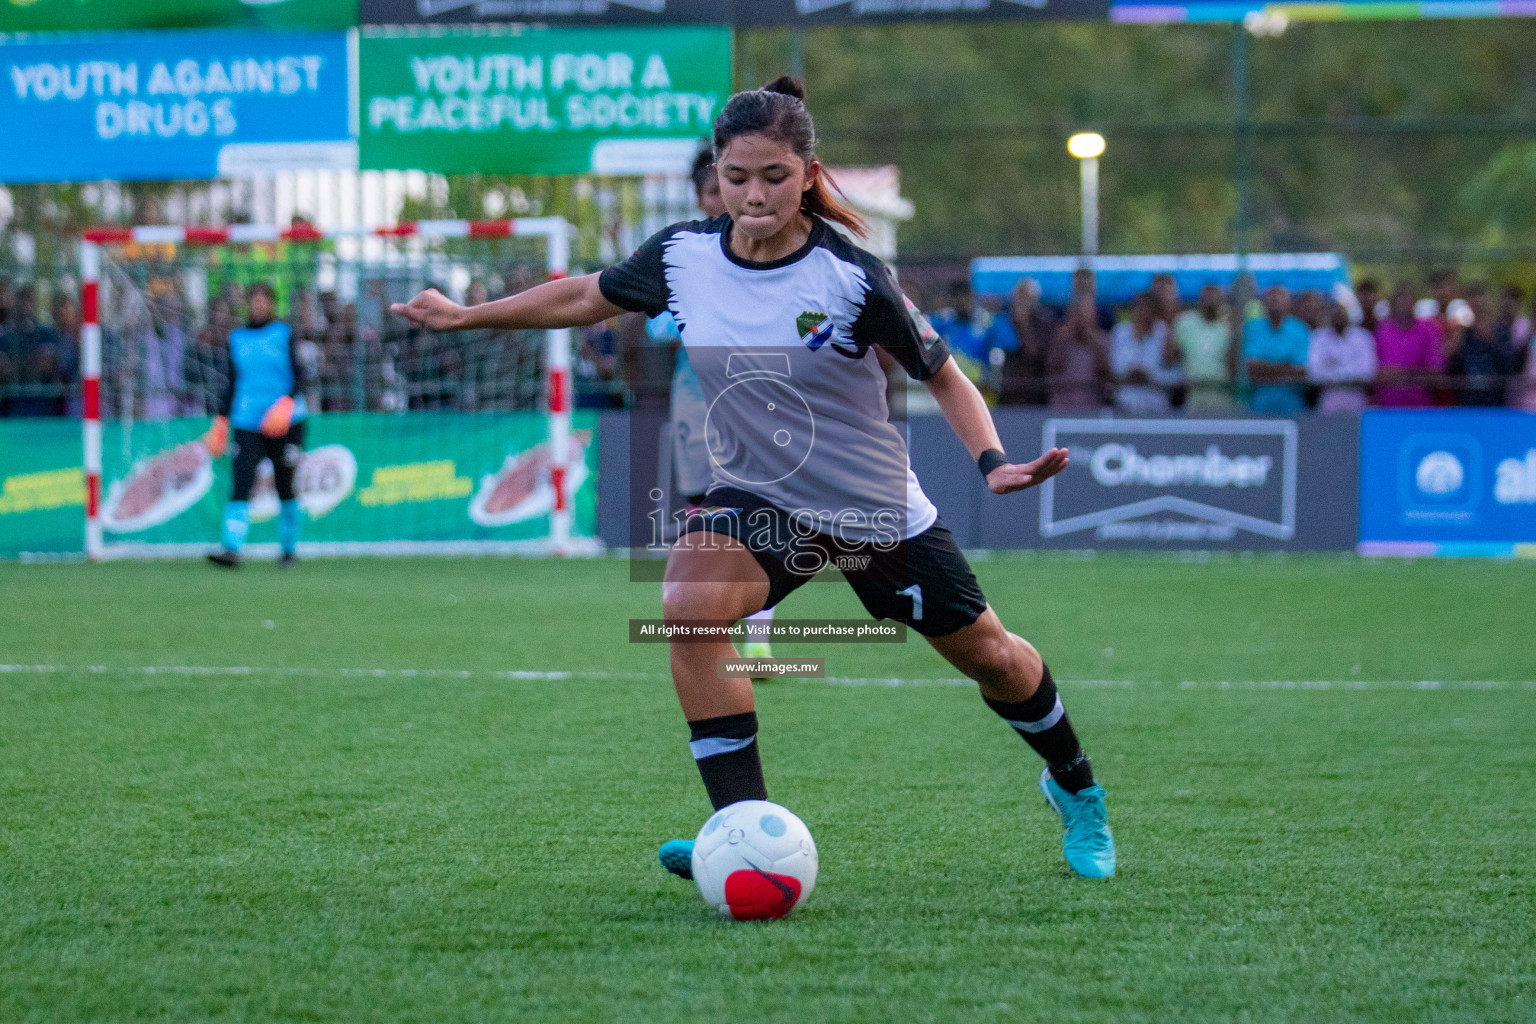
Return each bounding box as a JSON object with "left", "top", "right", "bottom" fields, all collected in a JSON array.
[{"left": 797, "top": 311, "right": 836, "bottom": 351}]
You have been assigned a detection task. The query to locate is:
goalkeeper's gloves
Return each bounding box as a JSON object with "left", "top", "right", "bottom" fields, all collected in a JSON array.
[
  {"left": 260, "top": 396, "right": 296, "bottom": 438},
  {"left": 203, "top": 416, "right": 230, "bottom": 458}
]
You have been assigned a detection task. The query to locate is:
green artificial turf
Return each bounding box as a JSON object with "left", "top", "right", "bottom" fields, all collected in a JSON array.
[{"left": 1, "top": 554, "right": 1533, "bottom": 1022}]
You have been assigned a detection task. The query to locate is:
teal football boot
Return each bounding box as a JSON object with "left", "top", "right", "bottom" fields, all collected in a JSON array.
[
  {"left": 1040, "top": 768, "right": 1116, "bottom": 878},
  {"left": 658, "top": 839, "right": 695, "bottom": 880}
]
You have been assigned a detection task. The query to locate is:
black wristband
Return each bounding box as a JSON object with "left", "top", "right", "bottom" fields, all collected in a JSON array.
[{"left": 977, "top": 448, "right": 1008, "bottom": 480}]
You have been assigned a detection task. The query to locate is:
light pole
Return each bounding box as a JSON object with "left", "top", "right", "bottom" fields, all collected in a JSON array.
[
  {"left": 1234, "top": 11, "right": 1286, "bottom": 276},
  {"left": 1068, "top": 132, "right": 1105, "bottom": 257}
]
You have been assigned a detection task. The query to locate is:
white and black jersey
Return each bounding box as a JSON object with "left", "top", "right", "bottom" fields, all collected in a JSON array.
[{"left": 600, "top": 215, "right": 951, "bottom": 541}]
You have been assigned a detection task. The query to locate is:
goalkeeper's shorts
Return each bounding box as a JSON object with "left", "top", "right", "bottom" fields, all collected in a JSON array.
[{"left": 231, "top": 421, "right": 306, "bottom": 503}]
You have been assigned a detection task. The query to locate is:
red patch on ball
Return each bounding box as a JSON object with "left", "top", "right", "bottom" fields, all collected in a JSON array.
[{"left": 724, "top": 868, "right": 803, "bottom": 920}]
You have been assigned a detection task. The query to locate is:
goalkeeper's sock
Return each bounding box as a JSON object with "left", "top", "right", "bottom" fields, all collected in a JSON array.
[
  {"left": 984, "top": 663, "right": 1096, "bottom": 794},
  {"left": 278, "top": 499, "right": 301, "bottom": 556},
  {"left": 221, "top": 501, "right": 251, "bottom": 554},
  {"left": 689, "top": 711, "right": 767, "bottom": 811}
]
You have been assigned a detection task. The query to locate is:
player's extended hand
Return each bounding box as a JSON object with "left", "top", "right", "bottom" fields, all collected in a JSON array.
[
  {"left": 390, "top": 289, "right": 468, "bottom": 332},
  {"left": 260, "top": 396, "right": 295, "bottom": 438},
  {"left": 985, "top": 447, "right": 1070, "bottom": 495},
  {"left": 202, "top": 416, "right": 229, "bottom": 458}
]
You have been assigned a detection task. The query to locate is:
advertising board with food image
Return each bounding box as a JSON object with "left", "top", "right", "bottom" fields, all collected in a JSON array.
[
  {"left": 88, "top": 412, "right": 598, "bottom": 550},
  {"left": 470, "top": 429, "right": 592, "bottom": 527},
  {"left": 101, "top": 440, "right": 216, "bottom": 534}
]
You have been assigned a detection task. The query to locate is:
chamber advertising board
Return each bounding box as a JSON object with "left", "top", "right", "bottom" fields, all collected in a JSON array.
[
  {"left": 1358, "top": 409, "right": 1536, "bottom": 557},
  {"left": 906, "top": 411, "right": 1360, "bottom": 551}
]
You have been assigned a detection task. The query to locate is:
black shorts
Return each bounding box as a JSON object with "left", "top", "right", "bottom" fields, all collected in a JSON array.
[
  {"left": 230, "top": 421, "right": 306, "bottom": 503},
  {"left": 681, "top": 486, "right": 989, "bottom": 638}
]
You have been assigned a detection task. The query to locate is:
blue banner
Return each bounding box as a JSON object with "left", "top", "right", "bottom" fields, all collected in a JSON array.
[
  {"left": 0, "top": 31, "right": 354, "bottom": 184},
  {"left": 1359, "top": 409, "right": 1536, "bottom": 556},
  {"left": 970, "top": 254, "right": 1351, "bottom": 304}
]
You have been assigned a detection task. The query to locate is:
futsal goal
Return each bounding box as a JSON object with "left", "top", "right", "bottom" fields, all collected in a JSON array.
[{"left": 77, "top": 218, "right": 602, "bottom": 560}]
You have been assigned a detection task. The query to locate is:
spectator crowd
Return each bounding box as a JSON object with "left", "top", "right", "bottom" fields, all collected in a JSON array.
[
  {"left": 0, "top": 271, "right": 550, "bottom": 420},
  {"left": 4, "top": 265, "right": 1536, "bottom": 419},
  {"left": 924, "top": 268, "right": 1536, "bottom": 414}
]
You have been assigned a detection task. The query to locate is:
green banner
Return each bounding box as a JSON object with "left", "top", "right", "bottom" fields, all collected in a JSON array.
[
  {"left": 0, "top": 419, "right": 84, "bottom": 559},
  {"left": 358, "top": 26, "right": 732, "bottom": 176},
  {"left": 0, "top": 412, "right": 597, "bottom": 558},
  {"left": 0, "top": 0, "right": 356, "bottom": 31}
]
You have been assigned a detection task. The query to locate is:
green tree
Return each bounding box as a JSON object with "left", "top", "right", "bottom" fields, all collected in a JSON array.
[
  {"left": 738, "top": 19, "right": 1536, "bottom": 265},
  {"left": 1461, "top": 142, "right": 1536, "bottom": 240}
]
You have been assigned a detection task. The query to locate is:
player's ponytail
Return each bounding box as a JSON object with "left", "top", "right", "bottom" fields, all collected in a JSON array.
[{"left": 713, "top": 77, "right": 868, "bottom": 239}]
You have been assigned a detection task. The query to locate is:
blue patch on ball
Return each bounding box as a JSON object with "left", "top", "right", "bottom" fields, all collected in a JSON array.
[{"left": 759, "top": 813, "right": 787, "bottom": 837}]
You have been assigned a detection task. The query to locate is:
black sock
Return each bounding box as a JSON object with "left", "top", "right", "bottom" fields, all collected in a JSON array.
[
  {"left": 984, "top": 664, "right": 1096, "bottom": 793},
  {"left": 688, "top": 711, "right": 768, "bottom": 811}
]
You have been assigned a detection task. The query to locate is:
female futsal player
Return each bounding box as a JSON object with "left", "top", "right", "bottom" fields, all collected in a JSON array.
[{"left": 392, "top": 78, "right": 1115, "bottom": 879}]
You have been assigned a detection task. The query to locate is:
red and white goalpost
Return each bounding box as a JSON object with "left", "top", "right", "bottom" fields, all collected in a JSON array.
[{"left": 79, "top": 217, "right": 579, "bottom": 561}]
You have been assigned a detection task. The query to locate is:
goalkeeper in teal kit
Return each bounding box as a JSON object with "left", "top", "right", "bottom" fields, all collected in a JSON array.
[{"left": 203, "top": 282, "right": 308, "bottom": 568}]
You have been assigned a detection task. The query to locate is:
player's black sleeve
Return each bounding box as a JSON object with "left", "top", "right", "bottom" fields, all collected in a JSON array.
[
  {"left": 850, "top": 262, "right": 951, "bottom": 381},
  {"left": 285, "top": 323, "right": 308, "bottom": 398},
  {"left": 597, "top": 224, "right": 677, "bottom": 318}
]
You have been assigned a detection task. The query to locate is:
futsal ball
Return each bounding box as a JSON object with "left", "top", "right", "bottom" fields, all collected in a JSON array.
[{"left": 691, "top": 800, "right": 818, "bottom": 920}]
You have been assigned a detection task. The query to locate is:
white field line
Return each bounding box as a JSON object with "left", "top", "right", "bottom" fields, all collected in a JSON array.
[{"left": 0, "top": 664, "right": 1533, "bottom": 691}]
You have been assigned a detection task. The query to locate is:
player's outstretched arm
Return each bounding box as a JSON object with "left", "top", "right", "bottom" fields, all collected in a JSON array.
[
  {"left": 390, "top": 273, "right": 624, "bottom": 333},
  {"left": 923, "top": 356, "right": 1069, "bottom": 495}
]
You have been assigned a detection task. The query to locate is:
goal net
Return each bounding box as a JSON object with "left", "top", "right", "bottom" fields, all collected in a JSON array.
[{"left": 79, "top": 219, "right": 601, "bottom": 560}]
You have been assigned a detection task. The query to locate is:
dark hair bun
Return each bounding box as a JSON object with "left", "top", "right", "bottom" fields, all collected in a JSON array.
[{"left": 761, "top": 76, "right": 806, "bottom": 101}]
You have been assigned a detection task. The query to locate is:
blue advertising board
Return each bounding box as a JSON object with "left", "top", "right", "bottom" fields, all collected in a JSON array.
[
  {"left": 1359, "top": 409, "right": 1536, "bottom": 557},
  {"left": 970, "top": 253, "right": 1351, "bottom": 305},
  {"left": 0, "top": 31, "right": 354, "bottom": 183}
]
